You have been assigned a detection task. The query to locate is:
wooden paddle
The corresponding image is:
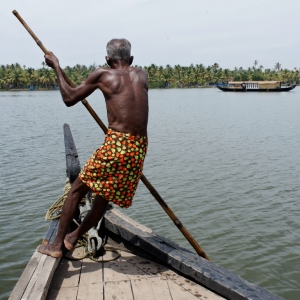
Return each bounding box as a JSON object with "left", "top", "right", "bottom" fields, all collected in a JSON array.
[{"left": 13, "top": 10, "right": 210, "bottom": 261}]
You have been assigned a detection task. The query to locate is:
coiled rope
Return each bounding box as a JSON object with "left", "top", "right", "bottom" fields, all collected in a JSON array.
[{"left": 45, "top": 178, "right": 85, "bottom": 220}]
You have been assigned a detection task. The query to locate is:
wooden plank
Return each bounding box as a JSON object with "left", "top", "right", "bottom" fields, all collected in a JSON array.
[
  {"left": 22, "top": 254, "right": 48, "bottom": 299},
  {"left": 147, "top": 276, "right": 173, "bottom": 299},
  {"left": 49, "top": 258, "right": 81, "bottom": 288},
  {"left": 8, "top": 251, "right": 43, "bottom": 300},
  {"left": 103, "top": 256, "right": 149, "bottom": 282},
  {"left": 77, "top": 258, "right": 103, "bottom": 300},
  {"left": 104, "top": 280, "right": 133, "bottom": 300},
  {"left": 46, "top": 286, "right": 78, "bottom": 300},
  {"left": 23, "top": 255, "right": 60, "bottom": 300},
  {"left": 121, "top": 251, "right": 170, "bottom": 276},
  {"left": 64, "top": 246, "right": 85, "bottom": 261},
  {"left": 79, "top": 258, "right": 103, "bottom": 285},
  {"left": 167, "top": 279, "right": 199, "bottom": 300},
  {"left": 122, "top": 250, "right": 225, "bottom": 299},
  {"left": 77, "top": 282, "right": 103, "bottom": 300},
  {"left": 131, "top": 278, "right": 158, "bottom": 300},
  {"left": 103, "top": 258, "right": 130, "bottom": 282},
  {"left": 167, "top": 272, "right": 225, "bottom": 300},
  {"left": 104, "top": 208, "right": 283, "bottom": 300}
]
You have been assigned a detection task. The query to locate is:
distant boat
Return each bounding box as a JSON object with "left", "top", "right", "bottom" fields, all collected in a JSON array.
[{"left": 217, "top": 81, "right": 296, "bottom": 92}]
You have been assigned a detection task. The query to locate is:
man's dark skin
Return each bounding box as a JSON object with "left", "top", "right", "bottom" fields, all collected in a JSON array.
[{"left": 38, "top": 39, "right": 148, "bottom": 257}]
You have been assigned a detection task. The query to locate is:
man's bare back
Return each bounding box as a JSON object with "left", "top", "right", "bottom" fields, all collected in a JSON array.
[
  {"left": 97, "top": 66, "right": 148, "bottom": 136},
  {"left": 45, "top": 41, "right": 148, "bottom": 136}
]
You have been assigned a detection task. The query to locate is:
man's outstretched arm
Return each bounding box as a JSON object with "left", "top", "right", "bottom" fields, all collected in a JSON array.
[{"left": 45, "top": 52, "right": 101, "bottom": 107}]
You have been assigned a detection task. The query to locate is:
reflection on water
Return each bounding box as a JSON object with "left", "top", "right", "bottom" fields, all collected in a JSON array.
[{"left": 0, "top": 89, "right": 299, "bottom": 299}]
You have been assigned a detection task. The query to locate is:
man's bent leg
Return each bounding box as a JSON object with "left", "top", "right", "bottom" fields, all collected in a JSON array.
[
  {"left": 38, "top": 177, "right": 90, "bottom": 257},
  {"left": 64, "top": 194, "right": 109, "bottom": 250}
]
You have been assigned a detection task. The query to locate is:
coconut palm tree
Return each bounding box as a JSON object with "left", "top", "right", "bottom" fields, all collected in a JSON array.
[
  {"left": 274, "top": 62, "right": 281, "bottom": 73},
  {"left": 253, "top": 60, "right": 258, "bottom": 70},
  {"left": 5, "top": 66, "right": 27, "bottom": 89}
]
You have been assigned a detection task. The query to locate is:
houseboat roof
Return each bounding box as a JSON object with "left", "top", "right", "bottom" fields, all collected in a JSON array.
[{"left": 228, "top": 81, "right": 281, "bottom": 84}]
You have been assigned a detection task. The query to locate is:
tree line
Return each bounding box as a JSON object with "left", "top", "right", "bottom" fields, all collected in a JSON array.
[{"left": 0, "top": 61, "right": 299, "bottom": 90}]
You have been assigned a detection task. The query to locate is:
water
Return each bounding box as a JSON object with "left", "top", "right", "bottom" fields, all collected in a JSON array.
[{"left": 0, "top": 88, "right": 299, "bottom": 299}]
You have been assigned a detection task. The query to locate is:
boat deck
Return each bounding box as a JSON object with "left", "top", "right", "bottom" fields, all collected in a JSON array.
[
  {"left": 46, "top": 247, "right": 225, "bottom": 300},
  {"left": 9, "top": 123, "right": 282, "bottom": 300}
]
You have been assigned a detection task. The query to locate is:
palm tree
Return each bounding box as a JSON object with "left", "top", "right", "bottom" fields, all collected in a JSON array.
[
  {"left": 25, "top": 68, "right": 38, "bottom": 88},
  {"left": 40, "top": 69, "right": 57, "bottom": 89},
  {"left": 274, "top": 62, "right": 281, "bottom": 73},
  {"left": 253, "top": 60, "right": 258, "bottom": 70},
  {"left": 5, "top": 67, "right": 27, "bottom": 89}
]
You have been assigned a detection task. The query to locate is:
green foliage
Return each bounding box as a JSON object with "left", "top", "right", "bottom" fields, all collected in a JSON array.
[
  {"left": 0, "top": 63, "right": 58, "bottom": 90},
  {"left": 148, "top": 81, "right": 165, "bottom": 88},
  {"left": 0, "top": 62, "right": 299, "bottom": 90},
  {"left": 233, "top": 74, "right": 241, "bottom": 81},
  {"left": 251, "top": 72, "right": 264, "bottom": 81}
]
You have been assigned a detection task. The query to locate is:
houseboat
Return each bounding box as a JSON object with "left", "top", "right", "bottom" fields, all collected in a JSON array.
[{"left": 217, "top": 81, "right": 296, "bottom": 92}]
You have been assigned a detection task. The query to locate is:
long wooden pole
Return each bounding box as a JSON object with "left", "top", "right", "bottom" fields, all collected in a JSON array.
[{"left": 13, "top": 10, "right": 210, "bottom": 260}]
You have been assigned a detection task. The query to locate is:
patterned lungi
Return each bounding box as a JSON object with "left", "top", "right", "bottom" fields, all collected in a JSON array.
[{"left": 79, "top": 128, "right": 148, "bottom": 208}]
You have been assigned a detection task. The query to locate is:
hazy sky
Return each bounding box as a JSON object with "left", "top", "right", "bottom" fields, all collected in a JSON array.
[{"left": 2, "top": 0, "right": 300, "bottom": 69}]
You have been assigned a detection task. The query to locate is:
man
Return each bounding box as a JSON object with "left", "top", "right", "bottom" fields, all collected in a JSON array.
[{"left": 38, "top": 38, "right": 148, "bottom": 258}]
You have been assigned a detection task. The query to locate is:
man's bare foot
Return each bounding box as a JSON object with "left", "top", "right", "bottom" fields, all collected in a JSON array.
[
  {"left": 37, "top": 244, "right": 63, "bottom": 258},
  {"left": 64, "top": 233, "right": 78, "bottom": 251}
]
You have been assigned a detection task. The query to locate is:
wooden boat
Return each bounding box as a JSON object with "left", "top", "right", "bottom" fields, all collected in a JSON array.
[
  {"left": 8, "top": 124, "right": 283, "bottom": 300},
  {"left": 217, "top": 81, "right": 296, "bottom": 92}
]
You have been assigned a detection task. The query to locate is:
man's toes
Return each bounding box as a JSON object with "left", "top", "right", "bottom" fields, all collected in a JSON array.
[
  {"left": 37, "top": 244, "right": 62, "bottom": 258},
  {"left": 64, "top": 238, "right": 75, "bottom": 251}
]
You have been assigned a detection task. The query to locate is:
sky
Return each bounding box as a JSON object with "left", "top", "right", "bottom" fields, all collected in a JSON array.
[{"left": 1, "top": 0, "right": 300, "bottom": 70}]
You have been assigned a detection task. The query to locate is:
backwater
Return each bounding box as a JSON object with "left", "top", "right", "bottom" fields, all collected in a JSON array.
[{"left": 0, "top": 88, "right": 299, "bottom": 299}]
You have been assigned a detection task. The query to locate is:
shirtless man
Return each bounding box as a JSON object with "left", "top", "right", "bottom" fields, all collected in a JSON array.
[{"left": 38, "top": 38, "right": 148, "bottom": 258}]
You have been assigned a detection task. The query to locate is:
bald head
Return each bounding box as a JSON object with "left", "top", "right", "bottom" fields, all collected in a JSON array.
[{"left": 106, "top": 39, "right": 131, "bottom": 60}]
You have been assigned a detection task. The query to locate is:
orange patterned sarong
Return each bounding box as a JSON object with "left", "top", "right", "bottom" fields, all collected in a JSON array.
[{"left": 79, "top": 129, "right": 148, "bottom": 208}]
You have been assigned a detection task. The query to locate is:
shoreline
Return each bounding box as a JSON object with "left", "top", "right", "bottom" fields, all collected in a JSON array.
[
  {"left": 0, "top": 86, "right": 217, "bottom": 92},
  {"left": 0, "top": 89, "right": 59, "bottom": 92}
]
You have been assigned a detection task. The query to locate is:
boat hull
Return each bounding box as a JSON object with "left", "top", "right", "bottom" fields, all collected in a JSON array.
[
  {"left": 217, "top": 85, "right": 296, "bottom": 92},
  {"left": 9, "top": 123, "right": 284, "bottom": 300}
]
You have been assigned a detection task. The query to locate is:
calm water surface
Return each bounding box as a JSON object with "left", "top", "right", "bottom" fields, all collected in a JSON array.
[{"left": 0, "top": 88, "right": 299, "bottom": 299}]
